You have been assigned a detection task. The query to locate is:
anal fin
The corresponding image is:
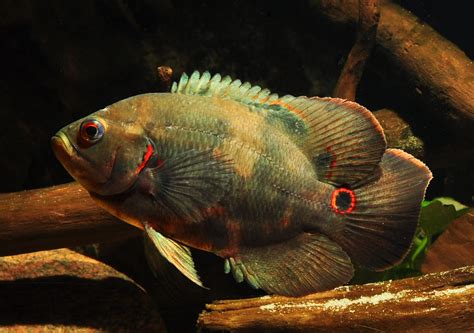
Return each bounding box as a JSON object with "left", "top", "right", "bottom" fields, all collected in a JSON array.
[
  {"left": 144, "top": 223, "right": 206, "bottom": 288},
  {"left": 225, "top": 233, "right": 354, "bottom": 296}
]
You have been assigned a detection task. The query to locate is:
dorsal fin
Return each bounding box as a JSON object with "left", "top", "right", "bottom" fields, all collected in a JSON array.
[
  {"left": 173, "top": 71, "right": 386, "bottom": 186},
  {"left": 268, "top": 96, "right": 387, "bottom": 186},
  {"left": 171, "top": 70, "right": 279, "bottom": 105},
  {"left": 171, "top": 71, "right": 307, "bottom": 139}
]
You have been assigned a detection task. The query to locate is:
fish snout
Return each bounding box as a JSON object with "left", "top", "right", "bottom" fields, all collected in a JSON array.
[{"left": 51, "top": 132, "right": 75, "bottom": 162}]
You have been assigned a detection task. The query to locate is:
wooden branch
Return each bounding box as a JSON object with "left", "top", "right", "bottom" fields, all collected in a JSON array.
[
  {"left": 0, "top": 182, "right": 140, "bottom": 256},
  {"left": 198, "top": 266, "right": 474, "bottom": 332},
  {"left": 313, "top": 0, "right": 474, "bottom": 134},
  {"left": 333, "top": 0, "right": 380, "bottom": 100},
  {"left": 0, "top": 64, "right": 172, "bottom": 256}
]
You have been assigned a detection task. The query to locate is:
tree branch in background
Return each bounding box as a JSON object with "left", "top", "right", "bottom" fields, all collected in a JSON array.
[
  {"left": 0, "top": 182, "right": 139, "bottom": 256},
  {"left": 333, "top": 0, "right": 380, "bottom": 101},
  {"left": 198, "top": 266, "right": 474, "bottom": 332},
  {"left": 314, "top": 0, "right": 474, "bottom": 134}
]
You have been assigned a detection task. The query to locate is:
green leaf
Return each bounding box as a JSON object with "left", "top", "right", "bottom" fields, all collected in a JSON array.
[
  {"left": 421, "top": 199, "right": 432, "bottom": 208},
  {"left": 433, "top": 197, "right": 469, "bottom": 217},
  {"left": 419, "top": 197, "right": 469, "bottom": 237}
]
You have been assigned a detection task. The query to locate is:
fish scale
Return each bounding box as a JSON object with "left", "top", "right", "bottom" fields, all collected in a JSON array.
[
  {"left": 125, "top": 93, "right": 320, "bottom": 246},
  {"left": 52, "top": 70, "right": 432, "bottom": 296}
]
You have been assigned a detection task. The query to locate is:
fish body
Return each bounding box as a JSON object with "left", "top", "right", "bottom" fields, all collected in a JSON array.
[
  {"left": 52, "top": 71, "right": 432, "bottom": 296},
  {"left": 88, "top": 93, "right": 331, "bottom": 253}
]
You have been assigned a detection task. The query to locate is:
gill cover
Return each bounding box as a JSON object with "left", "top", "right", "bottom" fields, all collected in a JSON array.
[{"left": 52, "top": 109, "right": 152, "bottom": 196}]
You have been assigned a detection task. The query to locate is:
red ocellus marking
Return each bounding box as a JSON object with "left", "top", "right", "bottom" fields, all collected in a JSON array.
[
  {"left": 330, "top": 188, "right": 356, "bottom": 214},
  {"left": 135, "top": 144, "right": 154, "bottom": 175}
]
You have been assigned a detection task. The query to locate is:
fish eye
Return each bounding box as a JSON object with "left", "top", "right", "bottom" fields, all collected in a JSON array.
[{"left": 80, "top": 119, "right": 104, "bottom": 144}]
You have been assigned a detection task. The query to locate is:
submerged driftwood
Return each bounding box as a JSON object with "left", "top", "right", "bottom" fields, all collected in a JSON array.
[
  {"left": 333, "top": 0, "right": 380, "bottom": 101},
  {"left": 198, "top": 266, "right": 474, "bottom": 332},
  {"left": 1, "top": 185, "right": 472, "bottom": 332},
  {"left": 312, "top": 0, "right": 474, "bottom": 134},
  {"left": 0, "top": 182, "right": 139, "bottom": 256}
]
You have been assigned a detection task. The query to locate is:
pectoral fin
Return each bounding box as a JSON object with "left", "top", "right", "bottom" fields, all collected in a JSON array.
[
  {"left": 225, "top": 233, "right": 354, "bottom": 296},
  {"left": 144, "top": 223, "right": 206, "bottom": 288},
  {"left": 146, "top": 149, "right": 233, "bottom": 222}
]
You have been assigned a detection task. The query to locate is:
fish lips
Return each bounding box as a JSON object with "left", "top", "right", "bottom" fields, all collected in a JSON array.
[
  {"left": 51, "top": 131, "right": 110, "bottom": 189},
  {"left": 51, "top": 132, "right": 75, "bottom": 162}
]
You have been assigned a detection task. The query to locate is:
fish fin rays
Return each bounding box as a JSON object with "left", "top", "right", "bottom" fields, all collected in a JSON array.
[
  {"left": 332, "top": 149, "right": 432, "bottom": 270},
  {"left": 269, "top": 96, "right": 387, "bottom": 186},
  {"left": 225, "top": 233, "right": 354, "bottom": 296},
  {"left": 172, "top": 70, "right": 279, "bottom": 105},
  {"left": 171, "top": 71, "right": 303, "bottom": 139},
  {"left": 173, "top": 71, "right": 386, "bottom": 187},
  {"left": 144, "top": 223, "right": 207, "bottom": 288},
  {"left": 145, "top": 149, "right": 233, "bottom": 222}
]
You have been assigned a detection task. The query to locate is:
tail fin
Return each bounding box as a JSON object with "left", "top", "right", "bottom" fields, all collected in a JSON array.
[{"left": 332, "top": 149, "right": 432, "bottom": 270}]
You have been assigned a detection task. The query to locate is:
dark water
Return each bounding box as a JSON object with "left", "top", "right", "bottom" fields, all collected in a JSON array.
[
  {"left": 1, "top": 0, "right": 472, "bottom": 201},
  {"left": 0, "top": 1, "right": 472, "bottom": 332}
]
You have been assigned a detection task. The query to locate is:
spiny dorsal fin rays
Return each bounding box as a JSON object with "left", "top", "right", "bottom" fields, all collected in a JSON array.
[
  {"left": 195, "top": 71, "right": 211, "bottom": 94},
  {"left": 185, "top": 71, "right": 200, "bottom": 95},
  {"left": 207, "top": 73, "right": 222, "bottom": 96},
  {"left": 218, "top": 75, "right": 233, "bottom": 95},
  {"left": 172, "top": 71, "right": 386, "bottom": 187},
  {"left": 171, "top": 70, "right": 280, "bottom": 105}
]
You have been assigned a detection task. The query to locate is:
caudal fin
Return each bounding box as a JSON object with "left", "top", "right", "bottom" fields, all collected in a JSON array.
[{"left": 333, "top": 149, "right": 432, "bottom": 270}]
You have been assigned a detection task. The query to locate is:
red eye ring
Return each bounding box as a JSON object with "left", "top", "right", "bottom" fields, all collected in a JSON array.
[{"left": 79, "top": 119, "right": 104, "bottom": 144}]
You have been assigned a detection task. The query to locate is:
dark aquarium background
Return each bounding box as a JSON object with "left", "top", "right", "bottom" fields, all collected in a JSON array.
[
  {"left": 0, "top": 0, "right": 472, "bottom": 332},
  {"left": 1, "top": 0, "right": 473, "bottom": 201}
]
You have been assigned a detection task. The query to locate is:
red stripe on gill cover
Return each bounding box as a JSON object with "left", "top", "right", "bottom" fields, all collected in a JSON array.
[
  {"left": 331, "top": 188, "right": 356, "bottom": 214},
  {"left": 326, "top": 146, "right": 337, "bottom": 180},
  {"left": 136, "top": 144, "right": 154, "bottom": 175}
]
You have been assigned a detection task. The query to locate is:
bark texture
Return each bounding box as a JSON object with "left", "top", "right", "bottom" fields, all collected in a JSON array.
[
  {"left": 313, "top": 0, "right": 474, "bottom": 134},
  {"left": 333, "top": 0, "right": 380, "bottom": 100},
  {"left": 0, "top": 182, "right": 139, "bottom": 256},
  {"left": 198, "top": 266, "right": 474, "bottom": 332}
]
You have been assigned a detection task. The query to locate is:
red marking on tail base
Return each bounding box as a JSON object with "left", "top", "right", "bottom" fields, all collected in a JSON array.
[{"left": 331, "top": 188, "right": 356, "bottom": 214}]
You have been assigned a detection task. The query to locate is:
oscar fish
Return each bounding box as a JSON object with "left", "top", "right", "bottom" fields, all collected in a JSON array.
[{"left": 51, "top": 71, "right": 432, "bottom": 296}]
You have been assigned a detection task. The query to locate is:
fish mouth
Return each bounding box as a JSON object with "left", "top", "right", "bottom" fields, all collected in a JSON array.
[
  {"left": 51, "top": 132, "right": 76, "bottom": 160},
  {"left": 51, "top": 131, "right": 117, "bottom": 187}
]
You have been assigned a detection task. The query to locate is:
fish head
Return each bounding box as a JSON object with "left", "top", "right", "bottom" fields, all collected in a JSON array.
[{"left": 51, "top": 100, "right": 153, "bottom": 196}]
